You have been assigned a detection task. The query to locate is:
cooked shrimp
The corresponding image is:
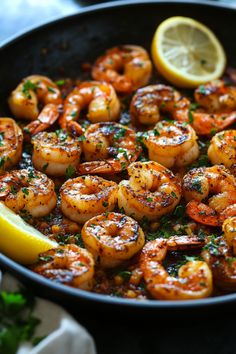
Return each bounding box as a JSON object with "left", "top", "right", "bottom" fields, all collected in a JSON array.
[
  {"left": 183, "top": 165, "right": 236, "bottom": 226},
  {"left": 59, "top": 81, "right": 120, "bottom": 134},
  {"left": 92, "top": 45, "right": 152, "bottom": 94},
  {"left": 0, "top": 118, "right": 23, "bottom": 173},
  {"left": 177, "top": 81, "right": 236, "bottom": 135},
  {"left": 32, "top": 244, "right": 94, "bottom": 290},
  {"left": 78, "top": 122, "right": 141, "bottom": 174},
  {"left": 8, "top": 75, "right": 62, "bottom": 121},
  {"left": 130, "top": 84, "right": 183, "bottom": 126},
  {"left": 144, "top": 121, "right": 199, "bottom": 168},
  {"left": 81, "top": 212, "right": 145, "bottom": 268},
  {"left": 195, "top": 80, "right": 236, "bottom": 112},
  {"left": 130, "top": 82, "right": 236, "bottom": 135},
  {"left": 208, "top": 130, "right": 236, "bottom": 168},
  {"left": 32, "top": 130, "right": 81, "bottom": 176},
  {"left": 0, "top": 169, "right": 57, "bottom": 217},
  {"left": 118, "top": 161, "right": 181, "bottom": 221},
  {"left": 60, "top": 175, "right": 118, "bottom": 223},
  {"left": 140, "top": 237, "right": 213, "bottom": 300},
  {"left": 24, "top": 103, "right": 60, "bottom": 137},
  {"left": 202, "top": 218, "right": 236, "bottom": 290},
  {"left": 223, "top": 217, "right": 236, "bottom": 254}
]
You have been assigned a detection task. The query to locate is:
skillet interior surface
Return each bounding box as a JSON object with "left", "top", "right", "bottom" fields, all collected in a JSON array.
[{"left": 1, "top": 0, "right": 236, "bottom": 313}]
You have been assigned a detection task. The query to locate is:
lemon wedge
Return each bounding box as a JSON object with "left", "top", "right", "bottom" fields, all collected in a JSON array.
[
  {"left": 0, "top": 202, "right": 57, "bottom": 265},
  {"left": 151, "top": 16, "right": 226, "bottom": 88}
]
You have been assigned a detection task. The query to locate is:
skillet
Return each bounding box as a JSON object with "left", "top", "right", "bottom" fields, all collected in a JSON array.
[{"left": 1, "top": 0, "right": 236, "bottom": 314}]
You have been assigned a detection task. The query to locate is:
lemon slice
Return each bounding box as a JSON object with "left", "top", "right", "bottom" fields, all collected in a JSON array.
[
  {"left": 151, "top": 16, "right": 226, "bottom": 88},
  {"left": 0, "top": 202, "right": 57, "bottom": 265}
]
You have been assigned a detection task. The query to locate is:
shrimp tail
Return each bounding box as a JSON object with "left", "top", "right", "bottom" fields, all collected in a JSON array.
[
  {"left": 186, "top": 200, "right": 220, "bottom": 226},
  {"left": 24, "top": 103, "right": 60, "bottom": 137}
]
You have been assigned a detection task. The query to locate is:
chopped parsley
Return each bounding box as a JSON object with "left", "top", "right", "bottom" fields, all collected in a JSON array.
[
  {"left": 55, "top": 79, "right": 65, "bottom": 87},
  {"left": 116, "top": 270, "right": 132, "bottom": 280},
  {"left": 113, "top": 128, "right": 126, "bottom": 140},
  {"left": 78, "top": 135, "right": 86, "bottom": 142},
  {"left": 47, "top": 86, "right": 56, "bottom": 93},
  {"left": 22, "top": 187, "right": 29, "bottom": 196},
  {"left": 103, "top": 201, "right": 108, "bottom": 207},
  {"left": 203, "top": 236, "right": 221, "bottom": 256},
  {"left": 55, "top": 129, "right": 68, "bottom": 142},
  {"left": 22, "top": 80, "right": 38, "bottom": 99},
  {"left": 65, "top": 165, "right": 76, "bottom": 179}
]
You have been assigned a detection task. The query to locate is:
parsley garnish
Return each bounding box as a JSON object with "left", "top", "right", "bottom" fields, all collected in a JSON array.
[
  {"left": 65, "top": 165, "right": 76, "bottom": 179},
  {"left": 22, "top": 188, "right": 29, "bottom": 196},
  {"left": 78, "top": 135, "right": 86, "bottom": 142},
  {"left": 55, "top": 79, "right": 65, "bottom": 87},
  {"left": 22, "top": 80, "right": 37, "bottom": 99},
  {"left": 0, "top": 289, "right": 44, "bottom": 354}
]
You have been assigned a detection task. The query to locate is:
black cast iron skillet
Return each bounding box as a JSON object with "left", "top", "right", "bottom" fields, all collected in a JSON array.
[{"left": 1, "top": 0, "right": 236, "bottom": 315}]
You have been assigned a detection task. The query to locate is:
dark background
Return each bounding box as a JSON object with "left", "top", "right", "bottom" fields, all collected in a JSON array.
[{"left": 1, "top": 1, "right": 236, "bottom": 353}]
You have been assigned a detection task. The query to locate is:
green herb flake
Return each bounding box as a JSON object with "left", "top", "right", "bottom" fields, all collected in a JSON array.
[
  {"left": 153, "top": 129, "right": 160, "bottom": 136},
  {"left": 10, "top": 186, "right": 18, "bottom": 195},
  {"left": 47, "top": 86, "right": 56, "bottom": 93},
  {"left": 22, "top": 80, "right": 38, "bottom": 99},
  {"left": 188, "top": 110, "right": 194, "bottom": 124},
  {"left": 66, "top": 165, "right": 76, "bottom": 179},
  {"left": 198, "top": 85, "right": 206, "bottom": 95},
  {"left": 113, "top": 128, "right": 126, "bottom": 140},
  {"left": 121, "top": 162, "right": 127, "bottom": 171},
  {"left": 103, "top": 201, "right": 108, "bottom": 207},
  {"left": 39, "top": 255, "right": 53, "bottom": 262},
  {"left": 171, "top": 191, "right": 177, "bottom": 198},
  {"left": 146, "top": 197, "right": 153, "bottom": 202},
  {"left": 70, "top": 111, "right": 77, "bottom": 118},
  {"left": 55, "top": 79, "right": 65, "bottom": 87},
  {"left": 22, "top": 187, "right": 29, "bottom": 196},
  {"left": 117, "top": 270, "right": 132, "bottom": 280},
  {"left": 55, "top": 129, "right": 68, "bottom": 142},
  {"left": 78, "top": 135, "right": 86, "bottom": 142}
]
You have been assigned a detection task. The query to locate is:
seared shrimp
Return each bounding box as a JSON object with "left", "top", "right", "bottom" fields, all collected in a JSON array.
[
  {"left": 78, "top": 122, "right": 141, "bottom": 174},
  {"left": 8, "top": 75, "right": 62, "bottom": 121},
  {"left": 183, "top": 165, "right": 236, "bottom": 226},
  {"left": 130, "top": 84, "right": 184, "bottom": 126},
  {"left": 140, "top": 237, "right": 213, "bottom": 300},
  {"left": 0, "top": 169, "right": 57, "bottom": 217},
  {"left": 208, "top": 130, "right": 236, "bottom": 168},
  {"left": 195, "top": 80, "right": 236, "bottom": 112},
  {"left": 59, "top": 81, "right": 120, "bottom": 133},
  {"left": 32, "top": 244, "right": 94, "bottom": 290},
  {"left": 202, "top": 217, "right": 236, "bottom": 290},
  {"left": 24, "top": 103, "right": 61, "bottom": 137},
  {"left": 130, "top": 82, "right": 236, "bottom": 135},
  {"left": 118, "top": 161, "right": 181, "bottom": 221},
  {"left": 0, "top": 118, "right": 23, "bottom": 173},
  {"left": 92, "top": 45, "right": 152, "bottom": 94},
  {"left": 32, "top": 130, "right": 81, "bottom": 176},
  {"left": 82, "top": 212, "right": 145, "bottom": 268},
  {"left": 144, "top": 121, "right": 199, "bottom": 168},
  {"left": 60, "top": 175, "right": 118, "bottom": 223},
  {"left": 178, "top": 80, "right": 236, "bottom": 135}
]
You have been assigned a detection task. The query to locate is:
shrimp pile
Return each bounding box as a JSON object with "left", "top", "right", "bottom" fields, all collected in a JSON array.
[{"left": 3, "top": 43, "right": 236, "bottom": 300}]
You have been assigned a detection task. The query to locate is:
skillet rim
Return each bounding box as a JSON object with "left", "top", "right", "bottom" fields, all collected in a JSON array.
[{"left": 1, "top": 0, "right": 236, "bottom": 309}]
